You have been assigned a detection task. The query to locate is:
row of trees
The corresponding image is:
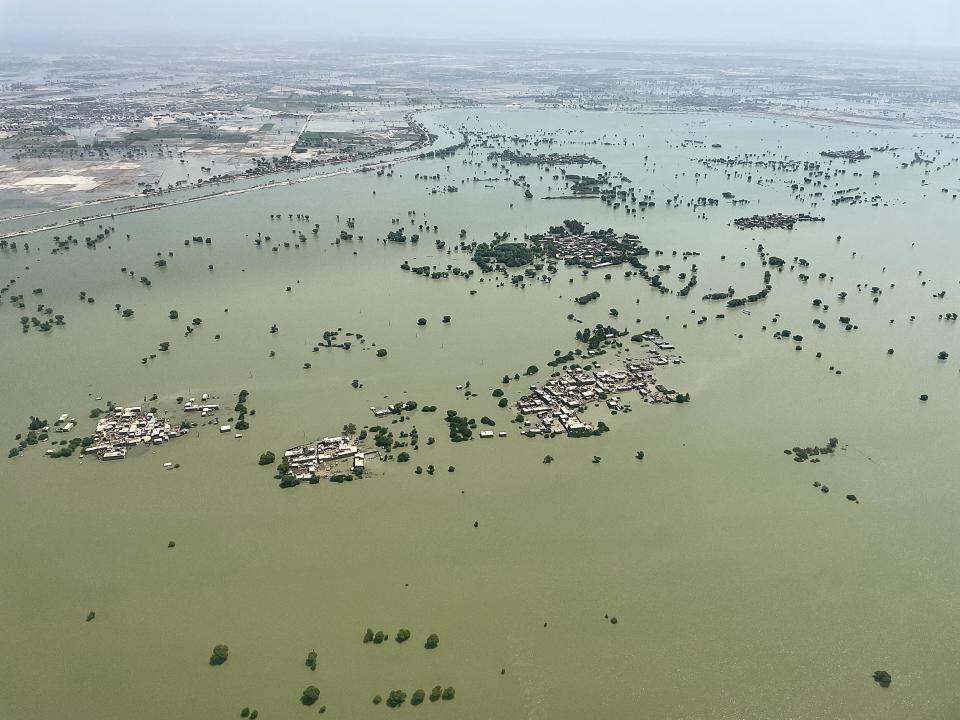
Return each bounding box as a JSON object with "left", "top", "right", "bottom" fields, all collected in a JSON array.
[
  {"left": 363, "top": 628, "right": 439, "bottom": 649},
  {"left": 374, "top": 685, "right": 454, "bottom": 707}
]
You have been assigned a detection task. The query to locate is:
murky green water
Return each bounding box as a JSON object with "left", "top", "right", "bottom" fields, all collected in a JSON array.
[{"left": 2, "top": 108, "right": 959, "bottom": 719}]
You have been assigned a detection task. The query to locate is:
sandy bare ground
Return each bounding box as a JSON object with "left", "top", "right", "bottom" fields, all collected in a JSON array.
[
  {"left": 0, "top": 175, "right": 103, "bottom": 192},
  {"left": 0, "top": 113, "right": 436, "bottom": 236}
]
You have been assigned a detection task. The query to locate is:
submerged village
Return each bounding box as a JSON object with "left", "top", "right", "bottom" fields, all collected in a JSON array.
[
  {"left": 27, "top": 395, "right": 222, "bottom": 462},
  {"left": 23, "top": 319, "right": 687, "bottom": 477},
  {"left": 516, "top": 341, "right": 686, "bottom": 438},
  {"left": 7, "top": 214, "right": 701, "bottom": 482},
  {"left": 18, "top": 191, "right": 928, "bottom": 486}
]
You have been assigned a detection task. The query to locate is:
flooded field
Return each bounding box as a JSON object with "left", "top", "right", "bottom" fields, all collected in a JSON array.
[{"left": 2, "top": 107, "right": 960, "bottom": 719}]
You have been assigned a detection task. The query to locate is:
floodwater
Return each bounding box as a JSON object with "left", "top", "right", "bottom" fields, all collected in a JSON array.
[{"left": 1, "top": 108, "right": 959, "bottom": 719}]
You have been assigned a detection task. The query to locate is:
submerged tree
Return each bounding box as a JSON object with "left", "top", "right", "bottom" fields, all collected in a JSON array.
[
  {"left": 301, "top": 686, "right": 320, "bottom": 706},
  {"left": 209, "top": 644, "right": 229, "bottom": 666},
  {"left": 386, "top": 690, "right": 407, "bottom": 708}
]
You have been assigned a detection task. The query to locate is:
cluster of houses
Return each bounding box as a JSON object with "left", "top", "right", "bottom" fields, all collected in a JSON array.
[
  {"left": 84, "top": 406, "right": 188, "bottom": 460},
  {"left": 53, "top": 414, "right": 77, "bottom": 433},
  {"left": 516, "top": 345, "right": 685, "bottom": 437},
  {"left": 733, "top": 212, "right": 824, "bottom": 230},
  {"left": 180, "top": 394, "right": 235, "bottom": 434},
  {"left": 820, "top": 149, "right": 871, "bottom": 161},
  {"left": 542, "top": 232, "right": 639, "bottom": 268},
  {"left": 182, "top": 394, "right": 220, "bottom": 416},
  {"left": 370, "top": 401, "right": 415, "bottom": 418},
  {"left": 282, "top": 436, "right": 369, "bottom": 480}
]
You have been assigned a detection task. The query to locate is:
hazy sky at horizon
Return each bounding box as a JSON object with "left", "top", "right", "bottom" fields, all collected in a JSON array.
[{"left": 1, "top": 0, "right": 959, "bottom": 49}]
